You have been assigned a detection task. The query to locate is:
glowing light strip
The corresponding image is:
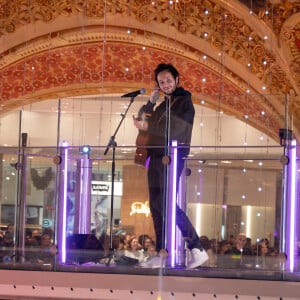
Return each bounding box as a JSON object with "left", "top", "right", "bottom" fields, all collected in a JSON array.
[
  {"left": 168, "top": 140, "right": 178, "bottom": 267},
  {"left": 61, "top": 145, "right": 68, "bottom": 263},
  {"left": 288, "top": 140, "right": 296, "bottom": 271}
]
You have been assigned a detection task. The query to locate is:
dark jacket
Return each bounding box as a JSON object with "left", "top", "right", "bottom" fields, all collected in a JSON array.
[{"left": 141, "top": 87, "right": 195, "bottom": 158}]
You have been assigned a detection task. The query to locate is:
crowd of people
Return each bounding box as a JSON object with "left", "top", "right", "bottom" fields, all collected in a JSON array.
[
  {"left": 110, "top": 232, "right": 286, "bottom": 270},
  {"left": 0, "top": 226, "right": 287, "bottom": 270},
  {"left": 0, "top": 226, "right": 57, "bottom": 264}
]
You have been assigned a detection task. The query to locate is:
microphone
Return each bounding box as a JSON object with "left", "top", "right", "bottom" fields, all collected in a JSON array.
[{"left": 121, "top": 88, "right": 146, "bottom": 98}]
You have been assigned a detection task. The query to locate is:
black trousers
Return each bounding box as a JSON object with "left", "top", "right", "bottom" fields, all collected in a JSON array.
[{"left": 147, "top": 155, "right": 202, "bottom": 252}]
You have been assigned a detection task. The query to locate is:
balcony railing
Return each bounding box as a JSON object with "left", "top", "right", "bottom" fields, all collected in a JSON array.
[{"left": 0, "top": 142, "right": 299, "bottom": 281}]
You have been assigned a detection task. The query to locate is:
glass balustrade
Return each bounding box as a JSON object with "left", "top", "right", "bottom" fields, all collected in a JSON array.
[
  {"left": 0, "top": 94, "right": 299, "bottom": 283},
  {"left": 0, "top": 143, "right": 297, "bottom": 279}
]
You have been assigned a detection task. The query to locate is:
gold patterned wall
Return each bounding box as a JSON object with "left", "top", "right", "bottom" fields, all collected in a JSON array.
[{"left": 0, "top": 0, "right": 300, "bottom": 141}]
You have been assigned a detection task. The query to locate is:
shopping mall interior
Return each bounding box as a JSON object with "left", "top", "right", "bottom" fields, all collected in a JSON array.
[{"left": 0, "top": 0, "right": 300, "bottom": 299}]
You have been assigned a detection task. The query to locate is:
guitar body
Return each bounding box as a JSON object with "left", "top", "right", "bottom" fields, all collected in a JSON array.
[
  {"left": 134, "top": 112, "right": 151, "bottom": 167},
  {"left": 135, "top": 131, "right": 151, "bottom": 167}
]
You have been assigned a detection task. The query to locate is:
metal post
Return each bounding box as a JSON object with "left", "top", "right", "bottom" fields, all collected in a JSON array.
[
  {"left": 165, "top": 140, "right": 178, "bottom": 267},
  {"left": 74, "top": 155, "right": 92, "bottom": 234}
]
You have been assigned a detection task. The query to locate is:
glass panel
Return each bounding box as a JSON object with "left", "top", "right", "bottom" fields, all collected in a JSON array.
[
  {"left": 0, "top": 94, "right": 298, "bottom": 281},
  {"left": 184, "top": 149, "right": 283, "bottom": 270}
]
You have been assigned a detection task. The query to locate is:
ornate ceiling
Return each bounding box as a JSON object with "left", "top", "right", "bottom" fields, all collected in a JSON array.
[{"left": 0, "top": 0, "right": 300, "bottom": 142}]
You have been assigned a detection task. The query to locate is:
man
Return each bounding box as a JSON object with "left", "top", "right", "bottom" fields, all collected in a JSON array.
[
  {"left": 223, "top": 233, "right": 253, "bottom": 268},
  {"left": 133, "top": 63, "right": 207, "bottom": 268}
]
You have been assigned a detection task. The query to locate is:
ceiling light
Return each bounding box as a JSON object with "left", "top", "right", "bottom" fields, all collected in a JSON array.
[{"left": 221, "top": 160, "right": 232, "bottom": 164}]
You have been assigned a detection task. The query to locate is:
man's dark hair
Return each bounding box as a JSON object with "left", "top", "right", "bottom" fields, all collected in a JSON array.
[{"left": 154, "top": 63, "right": 179, "bottom": 83}]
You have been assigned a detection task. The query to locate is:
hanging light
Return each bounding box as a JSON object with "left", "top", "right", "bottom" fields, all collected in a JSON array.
[{"left": 80, "top": 145, "right": 91, "bottom": 155}]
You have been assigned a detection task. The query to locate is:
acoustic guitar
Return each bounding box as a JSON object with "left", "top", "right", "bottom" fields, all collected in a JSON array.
[{"left": 134, "top": 112, "right": 151, "bottom": 167}]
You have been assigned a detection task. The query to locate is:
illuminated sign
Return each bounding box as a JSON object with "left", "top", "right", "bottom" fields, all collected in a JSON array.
[{"left": 130, "top": 201, "right": 150, "bottom": 217}]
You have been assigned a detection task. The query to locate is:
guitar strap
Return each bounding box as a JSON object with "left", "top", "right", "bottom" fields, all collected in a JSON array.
[{"left": 157, "top": 95, "right": 179, "bottom": 124}]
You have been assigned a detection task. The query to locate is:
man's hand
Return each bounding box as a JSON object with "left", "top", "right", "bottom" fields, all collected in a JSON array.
[{"left": 149, "top": 85, "right": 160, "bottom": 104}]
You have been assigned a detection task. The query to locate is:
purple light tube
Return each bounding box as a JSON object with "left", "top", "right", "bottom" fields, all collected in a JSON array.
[
  {"left": 287, "top": 139, "right": 297, "bottom": 271},
  {"left": 57, "top": 144, "right": 69, "bottom": 264},
  {"left": 166, "top": 140, "right": 178, "bottom": 267}
]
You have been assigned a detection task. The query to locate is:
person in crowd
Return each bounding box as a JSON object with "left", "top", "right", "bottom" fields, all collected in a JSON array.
[
  {"left": 146, "top": 241, "right": 158, "bottom": 259},
  {"left": 225, "top": 233, "right": 253, "bottom": 256},
  {"left": 224, "top": 233, "right": 253, "bottom": 268},
  {"left": 112, "top": 234, "right": 126, "bottom": 251},
  {"left": 25, "top": 229, "right": 41, "bottom": 247},
  {"left": 133, "top": 63, "right": 207, "bottom": 268},
  {"left": 229, "top": 234, "right": 235, "bottom": 246},
  {"left": 35, "top": 233, "right": 57, "bottom": 264},
  {"left": 138, "top": 234, "right": 153, "bottom": 252},
  {"left": 216, "top": 239, "right": 232, "bottom": 267},
  {"left": 25, "top": 229, "right": 41, "bottom": 261},
  {"left": 255, "top": 240, "right": 270, "bottom": 268},
  {"left": 0, "top": 232, "right": 14, "bottom": 262},
  {"left": 218, "top": 239, "right": 232, "bottom": 255},
  {"left": 198, "top": 235, "right": 217, "bottom": 267},
  {"left": 123, "top": 236, "right": 145, "bottom": 263},
  {"left": 254, "top": 238, "right": 284, "bottom": 270}
]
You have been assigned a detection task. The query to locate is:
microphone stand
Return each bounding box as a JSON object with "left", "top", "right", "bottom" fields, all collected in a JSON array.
[{"left": 103, "top": 95, "right": 136, "bottom": 264}]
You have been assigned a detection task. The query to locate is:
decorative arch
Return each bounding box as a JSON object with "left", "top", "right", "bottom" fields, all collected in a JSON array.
[{"left": 0, "top": 0, "right": 300, "bottom": 140}]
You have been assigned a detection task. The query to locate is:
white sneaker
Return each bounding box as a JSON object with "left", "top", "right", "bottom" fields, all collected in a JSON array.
[
  {"left": 140, "top": 256, "right": 165, "bottom": 268},
  {"left": 186, "top": 248, "right": 209, "bottom": 269}
]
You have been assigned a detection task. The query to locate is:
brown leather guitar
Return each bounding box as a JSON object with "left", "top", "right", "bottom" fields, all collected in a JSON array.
[{"left": 134, "top": 112, "right": 151, "bottom": 167}]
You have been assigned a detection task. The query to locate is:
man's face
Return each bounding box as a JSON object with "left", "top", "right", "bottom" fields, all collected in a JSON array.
[
  {"left": 157, "top": 70, "right": 178, "bottom": 95},
  {"left": 236, "top": 234, "right": 247, "bottom": 250},
  {"left": 143, "top": 238, "right": 152, "bottom": 250}
]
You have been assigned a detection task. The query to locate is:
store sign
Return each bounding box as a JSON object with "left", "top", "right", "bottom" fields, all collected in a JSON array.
[
  {"left": 130, "top": 201, "right": 150, "bottom": 217},
  {"left": 91, "top": 181, "right": 123, "bottom": 196}
]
